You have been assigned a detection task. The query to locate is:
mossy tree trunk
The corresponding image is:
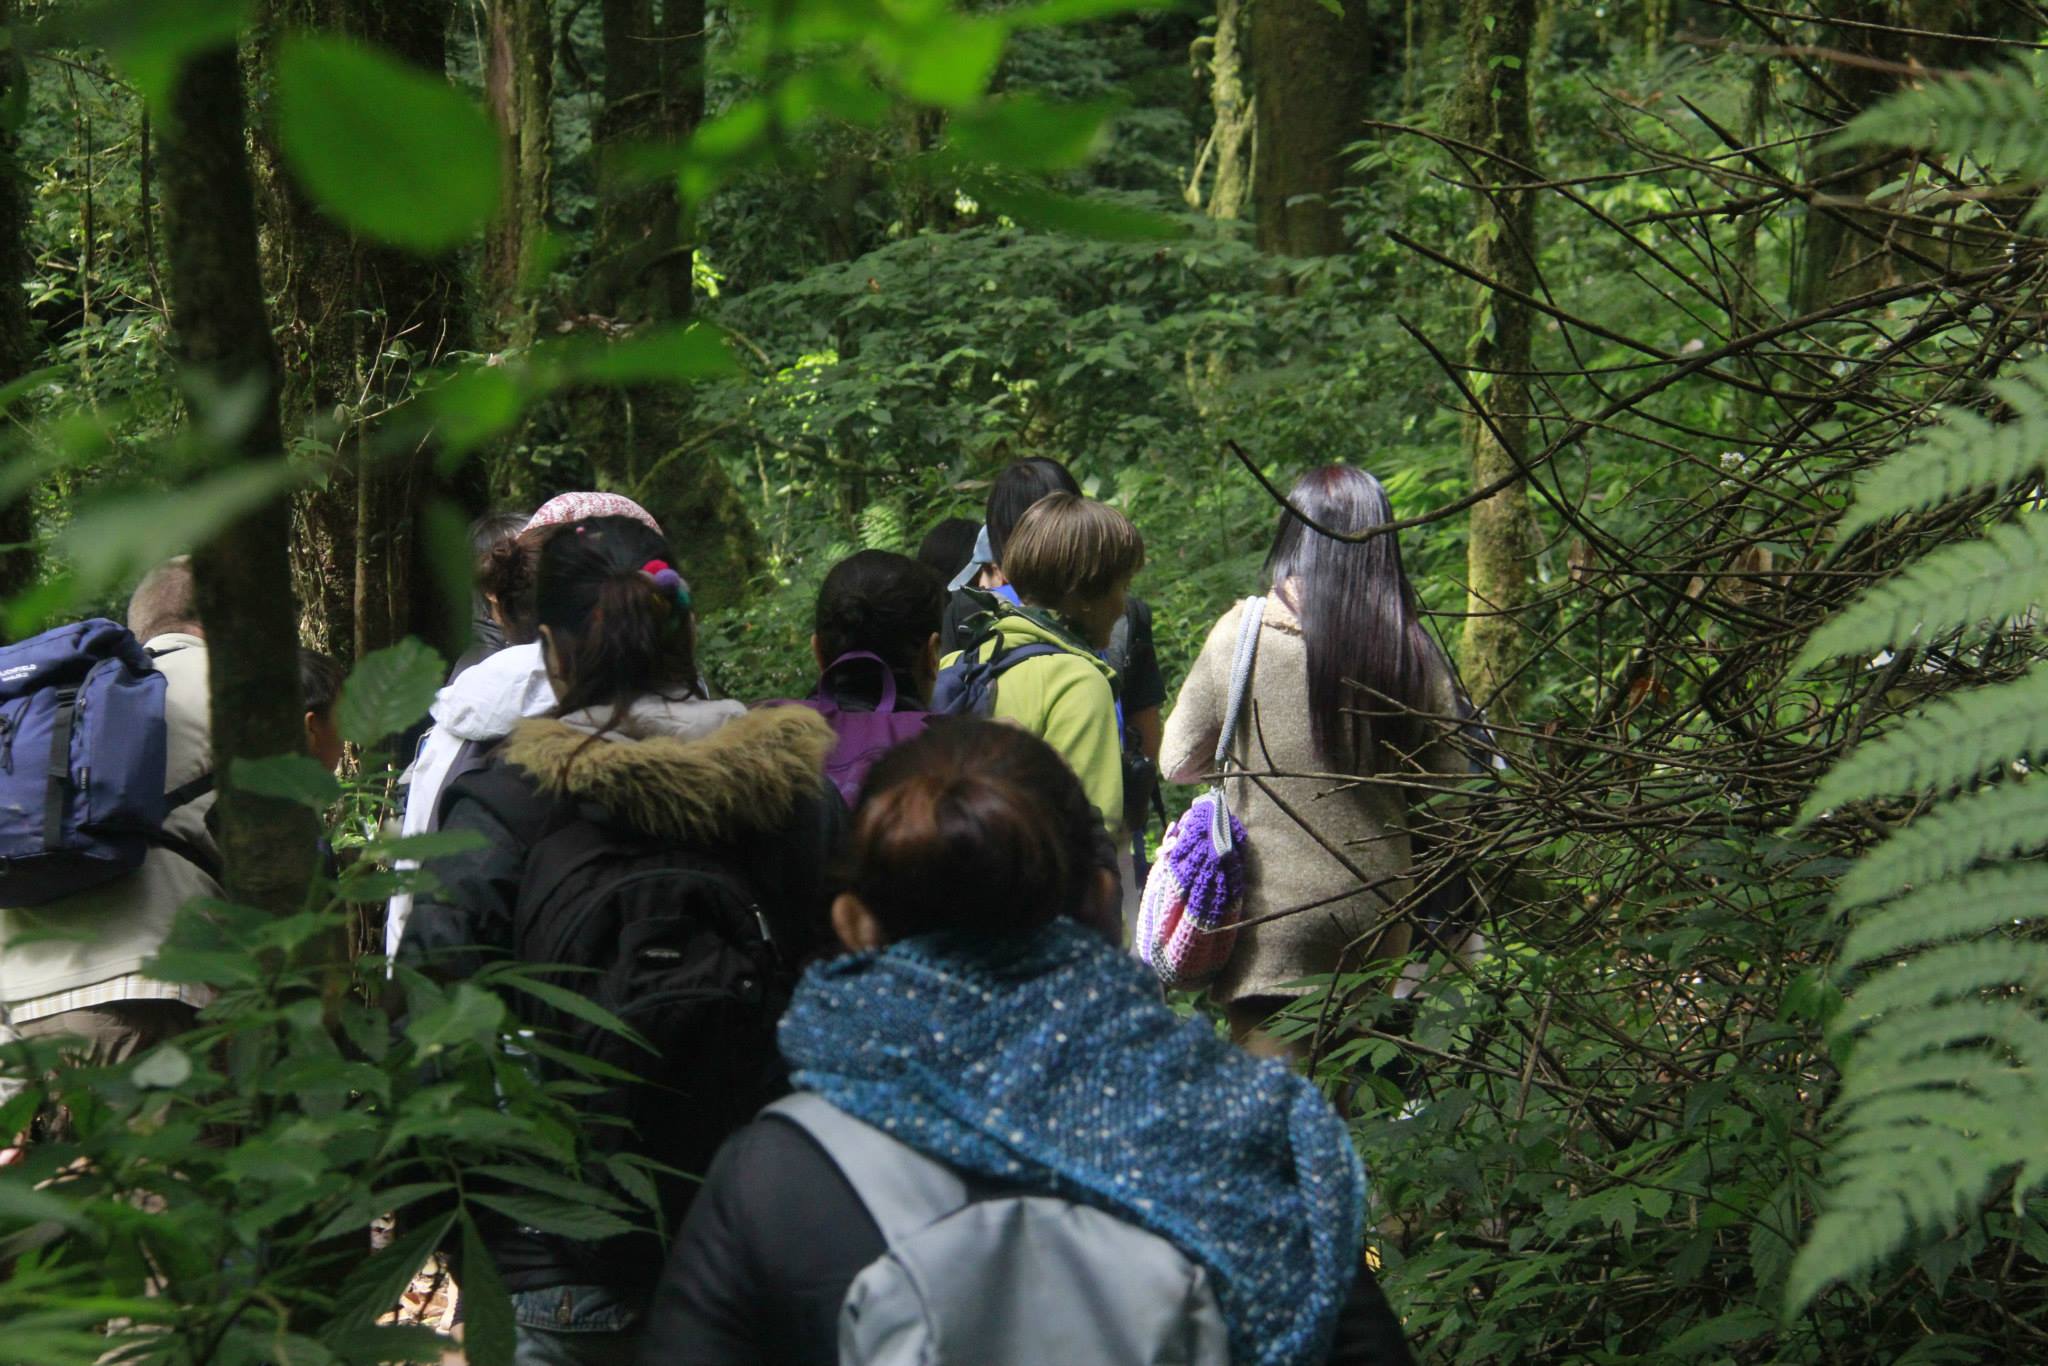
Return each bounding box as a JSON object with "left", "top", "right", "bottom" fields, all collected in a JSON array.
[
  {"left": 483, "top": 0, "right": 554, "bottom": 349},
  {"left": 1188, "top": 0, "right": 1254, "bottom": 220},
  {"left": 1451, "top": 0, "right": 1541, "bottom": 718},
  {"left": 1249, "top": 0, "right": 1374, "bottom": 256},
  {"left": 0, "top": 1, "right": 39, "bottom": 631},
  {"left": 1789, "top": 0, "right": 1905, "bottom": 316},
  {"left": 159, "top": 42, "right": 320, "bottom": 913},
  {"left": 580, "top": 0, "right": 761, "bottom": 610},
  {"left": 254, "top": 0, "right": 470, "bottom": 662}
]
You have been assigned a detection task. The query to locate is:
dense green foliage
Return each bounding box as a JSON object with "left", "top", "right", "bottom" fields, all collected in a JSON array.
[{"left": 5, "top": 1, "right": 2048, "bottom": 1363}]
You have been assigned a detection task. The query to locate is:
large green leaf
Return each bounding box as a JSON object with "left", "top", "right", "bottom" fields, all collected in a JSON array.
[
  {"left": 336, "top": 638, "right": 444, "bottom": 747},
  {"left": 230, "top": 754, "right": 343, "bottom": 811},
  {"left": 467, "top": 1192, "right": 638, "bottom": 1241},
  {"left": 328, "top": 1213, "right": 454, "bottom": 1328},
  {"left": 275, "top": 36, "right": 501, "bottom": 253},
  {"left": 22, "top": 462, "right": 299, "bottom": 636},
  {"left": 949, "top": 96, "right": 1115, "bottom": 172},
  {"left": 404, "top": 983, "right": 506, "bottom": 1054},
  {"left": 883, "top": 17, "right": 1007, "bottom": 108},
  {"left": 457, "top": 1213, "right": 516, "bottom": 1366},
  {"left": 566, "top": 323, "right": 741, "bottom": 385},
  {"left": 74, "top": 0, "right": 251, "bottom": 112}
]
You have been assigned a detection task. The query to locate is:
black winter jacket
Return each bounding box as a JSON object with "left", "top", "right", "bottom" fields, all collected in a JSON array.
[
  {"left": 636, "top": 1113, "right": 1418, "bottom": 1366},
  {"left": 399, "top": 704, "right": 844, "bottom": 1297}
]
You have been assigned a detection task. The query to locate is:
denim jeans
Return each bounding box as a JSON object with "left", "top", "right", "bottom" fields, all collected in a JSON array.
[{"left": 511, "top": 1283, "right": 641, "bottom": 1365}]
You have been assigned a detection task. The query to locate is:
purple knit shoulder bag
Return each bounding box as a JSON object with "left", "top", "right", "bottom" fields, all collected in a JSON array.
[{"left": 1137, "top": 596, "right": 1265, "bottom": 988}]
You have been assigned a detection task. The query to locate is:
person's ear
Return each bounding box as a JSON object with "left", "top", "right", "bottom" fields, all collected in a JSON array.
[
  {"left": 812, "top": 632, "right": 827, "bottom": 673},
  {"left": 831, "top": 892, "right": 888, "bottom": 953},
  {"left": 917, "top": 632, "right": 940, "bottom": 694}
]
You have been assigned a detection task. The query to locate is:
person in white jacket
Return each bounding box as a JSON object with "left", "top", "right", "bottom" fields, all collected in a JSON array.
[{"left": 385, "top": 492, "right": 665, "bottom": 960}]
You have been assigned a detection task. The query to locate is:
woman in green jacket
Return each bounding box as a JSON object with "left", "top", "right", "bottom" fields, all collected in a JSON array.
[{"left": 940, "top": 493, "right": 1143, "bottom": 836}]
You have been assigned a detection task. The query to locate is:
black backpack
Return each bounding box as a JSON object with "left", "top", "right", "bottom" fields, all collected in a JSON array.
[{"left": 508, "top": 805, "right": 793, "bottom": 1259}]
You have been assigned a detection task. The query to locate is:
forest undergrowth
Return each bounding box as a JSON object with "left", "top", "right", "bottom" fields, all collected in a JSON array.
[{"left": 4, "top": 1, "right": 2048, "bottom": 1363}]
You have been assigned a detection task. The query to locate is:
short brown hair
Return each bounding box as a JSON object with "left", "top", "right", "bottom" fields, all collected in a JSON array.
[
  {"left": 843, "top": 720, "right": 1108, "bottom": 941},
  {"left": 1000, "top": 494, "right": 1144, "bottom": 605}
]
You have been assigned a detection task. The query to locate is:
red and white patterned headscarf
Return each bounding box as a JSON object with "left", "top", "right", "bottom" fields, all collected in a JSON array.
[{"left": 523, "top": 492, "right": 663, "bottom": 535}]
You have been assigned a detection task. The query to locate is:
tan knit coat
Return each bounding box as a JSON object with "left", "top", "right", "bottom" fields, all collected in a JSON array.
[{"left": 1160, "top": 598, "right": 1466, "bottom": 1004}]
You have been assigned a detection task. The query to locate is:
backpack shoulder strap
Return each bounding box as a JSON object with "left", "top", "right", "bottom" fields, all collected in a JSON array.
[
  {"left": 985, "top": 640, "right": 1065, "bottom": 678},
  {"left": 1215, "top": 596, "right": 1266, "bottom": 770},
  {"left": 766, "top": 1093, "right": 969, "bottom": 1246}
]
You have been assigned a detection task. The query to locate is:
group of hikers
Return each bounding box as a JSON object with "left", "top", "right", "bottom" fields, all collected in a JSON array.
[{"left": 0, "top": 456, "right": 1480, "bottom": 1365}]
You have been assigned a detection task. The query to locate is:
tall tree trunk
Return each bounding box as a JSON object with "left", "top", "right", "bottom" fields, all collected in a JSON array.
[
  {"left": 1188, "top": 0, "right": 1254, "bottom": 219},
  {"left": 483, "top": 0, "right": 554, "bottom": 348},
  {"left": 1452, "top": 0, "right": 1540, "bottom": 718},
  {"left": 254, "top": 0, "right": 469, "bottom": 663},
  {"left": 158, "top": 43, "right": 320, "bottom": 913},
  {"left": 0, "top": 2, "right": 39, "bottom": 630},
  {"left": 1789, "top": 0, "right": 1905, "bottom": 316},
  {"left": 580, "top": 0, "right": 761, "bottom": 611},
  {"left": 1249, "top": 0, "right": 1373, "bottom": 256}
]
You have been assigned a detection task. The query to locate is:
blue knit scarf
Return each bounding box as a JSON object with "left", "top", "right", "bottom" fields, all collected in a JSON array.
[{"left": 779, "top": 921, "right": 1366, "bottom": 1366}]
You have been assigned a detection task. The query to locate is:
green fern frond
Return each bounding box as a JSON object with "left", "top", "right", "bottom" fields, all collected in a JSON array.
[
  {"left": 1837, "top": 357, "right": 2048, "bottom": 541},
  {"left": 1840, "top": 865, "right": 2048, "bottom": 970},
  {"left": 1837, "top": 940, "right": 2048, "bottom": 1031},
  {"left": 1795, "top": 515, "right": 2048, "bottom": 672},
  {"left": 1790, "top": 998, "right": 2048, "bottom": 1310},
  {"left": 1837, "top": 998, "right": 2048, "bottom": 1073},
  {"left": 1802, "top": 660, "right": 2048, "bottom": 820},
  {"left": 1839, "top": 55, "right": 2048, "bottom": 183},
  {"left": 857, "top": 500, "right": 908, "bottom": 553},
  {"left": 1834, "top": 777, "right": 2048, "bottom": 910}
]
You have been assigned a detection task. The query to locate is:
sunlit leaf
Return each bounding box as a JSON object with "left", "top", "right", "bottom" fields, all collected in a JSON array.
[
  {"left": 73, "top": 0, "right": 251, "bottom": 112},
  {"left": 48, "top": 462, "right": 299, "bottom": 615},
  {"left": 950, "top": 96, "right": 1116, "bottom": 172},
  {"left": 884, "top": 17, "right": 1007, "bottom": 109},
  {"left": 405, "top": 983, "right": 506, "bottom": 1054},
  {"left": 427, "top": 364, "right": 527, "bottom": 467},
  {"left": 128, "top": 1044, "right": 193, "bottom": 1090},
  {"left": 566, "top": 324, "right": 740, "bottom": 385},
  {"left": 275, "top": 36, "right": 501, "bottom": 252},
  {"left": 361, "top": 830, "right": 486, "bottom": 863},
  {"left": 335, "top": 637, "right": 444, "bottom": 747}
]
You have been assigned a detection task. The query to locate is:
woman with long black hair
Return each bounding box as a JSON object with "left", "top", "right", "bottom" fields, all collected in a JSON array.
[
  {"left": 1160, "top": 465, "right": 1469, "bottom": 1057},
  {"left": 400, "top": 515, "right": 841, "bottom": 1362}
]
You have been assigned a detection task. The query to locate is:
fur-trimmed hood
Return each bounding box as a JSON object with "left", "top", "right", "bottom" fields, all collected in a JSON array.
[{"left": 500, "top": 705, "right": 836, "bottom": 844}]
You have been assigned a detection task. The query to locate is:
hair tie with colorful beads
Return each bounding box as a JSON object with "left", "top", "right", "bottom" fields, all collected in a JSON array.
[{"left": 639, "top": 558, "right": 692, "bottom": 613}]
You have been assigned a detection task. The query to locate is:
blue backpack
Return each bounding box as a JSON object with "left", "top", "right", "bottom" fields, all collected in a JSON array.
[
  {"left": 929, "top": 626, "right": 1066, "bottom": 719},
  {"left": 0, "top": 619, "right": 208, "bottom": 906}
]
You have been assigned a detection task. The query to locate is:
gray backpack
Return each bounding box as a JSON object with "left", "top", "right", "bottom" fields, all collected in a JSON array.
[{"left": 769, "top": 1093, "right": 1233, "bottom": 1366}]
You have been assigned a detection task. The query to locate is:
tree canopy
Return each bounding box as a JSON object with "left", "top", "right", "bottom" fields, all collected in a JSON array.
[{"left": 6, "top": 0, "right": 2048, "bottom": 1361}]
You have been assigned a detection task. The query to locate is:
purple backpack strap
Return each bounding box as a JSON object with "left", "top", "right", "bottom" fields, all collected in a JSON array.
[{"left": 820, "top": 651, "right": 897, "bottom": 714}]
